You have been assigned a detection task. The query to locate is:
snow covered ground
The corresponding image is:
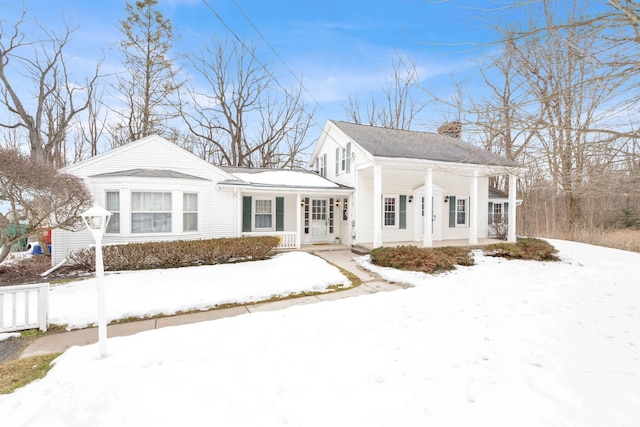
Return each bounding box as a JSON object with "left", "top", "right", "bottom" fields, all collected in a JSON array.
[
  {"left": 1, "top": 239, "right": 639, "bottom": 426},
  {"left": 1, "top": 251, "right": 350, "bottom": 331}
]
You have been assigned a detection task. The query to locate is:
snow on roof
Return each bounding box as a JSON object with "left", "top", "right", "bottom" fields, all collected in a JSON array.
[{"left": 229, "top": 170, "right": 340, "bottom": 188}]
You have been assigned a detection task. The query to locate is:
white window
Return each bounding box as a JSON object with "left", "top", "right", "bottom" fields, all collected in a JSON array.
[
  {"left": 342, "top": 197, "right": 348, "bottom": 221},
  {"left": 183, "top": 193, "right": 198, "bottom": 232},
  {"left": 456, "top": 198, "right": 468, "bottom": 226},
  {"left": 131, "top": 192, "right": 172, "bottom": 233},
  {"left": 318, "top": 153, "right": 327, "bottom": 177},
  {"left": 383, "top": 196, "right": 397, "bottom": 227},
  {"left": 336, "top": 142, "right": 352, "bottom": 175},
  {"left": 493, "top": 203, "right": 503, "bottom": 224},
  {"left": 254, "top": 198, "right": 273, "bottom": 229},
  {"left": 105, "top": 191, "right": 120, "bottom": 234}
]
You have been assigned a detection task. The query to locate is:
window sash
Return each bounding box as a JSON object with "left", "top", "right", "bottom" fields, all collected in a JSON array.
[
  {"left": 493, "top": 203, "right": 503, "bottom": 223},
  {"left": 254, "top": 199, "right": 273, "bottom": 229},
  {"left": 384, "top": 196, "right": 397, "bottom": 226},
  {"left": 183, "top": 193, "right": 198, "bottom": 232},
  {"left": 456, "top": 199, "right": 467, "bottom": 226},
  {"left": 105, "top": 191, "right": 120, "bottom": 234},
  {"left": 132, "top": 213, "right": 171, "bottom": 233},
  {"left": 131, "top": 192, "right": 172, "bottom": 233}
]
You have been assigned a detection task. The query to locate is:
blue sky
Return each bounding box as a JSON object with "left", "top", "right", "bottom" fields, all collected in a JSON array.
[{"left": 2, "top": 0, "right": 512, "bottom": 140}]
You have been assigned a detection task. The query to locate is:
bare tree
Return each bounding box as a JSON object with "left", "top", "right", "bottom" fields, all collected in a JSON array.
[
  {"left": 344, "top": 52, "right": 427, "bottom": 129},
  {"left": 69, "top": 84, "right": 109, "bottom": 162},
  {"left": 111, "top": 0, "right": 181, "bottom": 144},
  {"left": 0, "top": 148, "right": 92, "bottom": 263},
  {"left": 180, "top": 37, "right": 313, "bottom": 168},
  {"left": 0, "top": 11, "right": 101, "bottom": 167}
]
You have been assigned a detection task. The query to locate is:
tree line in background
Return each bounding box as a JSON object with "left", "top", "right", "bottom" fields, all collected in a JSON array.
[
  {"left": 346, "top": 0, "right": 640, "bottom": 237},
  {"left": 1, "top": 0, "right": 639, "bottom": 238},
  {"left": 0, "top": 0, "right": 312, "bottom": 170}
]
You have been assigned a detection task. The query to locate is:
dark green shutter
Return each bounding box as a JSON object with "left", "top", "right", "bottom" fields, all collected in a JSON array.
[
  {"left": 504, "top": 202, "right": 509, "bottom": 223},
  {"left": 399, "top": 195, "right": 407, "bottom": 229},
  {"left": 276, "top": 197, "right": 284, "bottom": 231},
  {"left": 488, "top": 202, "right": 493, "bottom": 224},
  {"left": 448, "top": 196, "right": 456, "bottom": 227},
  {"left": 242, "top": 196, "right": 252, "bottom": 232}
]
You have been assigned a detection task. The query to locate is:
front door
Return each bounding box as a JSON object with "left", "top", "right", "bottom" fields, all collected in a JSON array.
[
  {"left": 421, "top": 196, "right": 435, "bottom": 236},
  {"left": 416, "top": 194, "right": 442, "bottom": 240},
  {"left": 311, "top": 198, "right": 328, "bottom": 240}
]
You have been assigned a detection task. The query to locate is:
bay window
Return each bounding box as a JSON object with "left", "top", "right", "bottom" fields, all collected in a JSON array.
[{"left": 131, "top": 192, "right": 171, "bottom": 233}]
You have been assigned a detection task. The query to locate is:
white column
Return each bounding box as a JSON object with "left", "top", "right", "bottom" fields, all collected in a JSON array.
[
  {"left": 296, "top": 194, "right": 302, "bottom": 248},
  {"left": 235, "top": 189, "right": 242, "bottom": 237},
  {"left": 469, "top": 171, "right": 478, "bottom": 245},
  {"left": 423, "top": 168, "right": 433, "bottom": 247},
  {"left": 508, "top": 173, "right": 517, "bottom": 242},
  {"left": 373, "top": 164, "right": 382, "bottom": 248}
]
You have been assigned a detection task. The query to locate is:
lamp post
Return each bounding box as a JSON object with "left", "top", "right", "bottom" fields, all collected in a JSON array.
[{"left": 81, "top": 206, "right": 112, "bottom": 358}]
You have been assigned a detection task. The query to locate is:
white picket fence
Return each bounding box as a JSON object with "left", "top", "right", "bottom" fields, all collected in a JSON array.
[
  {"left": 242, "top": 231, "right": 298, "bottom": 249},
  {"left": 0, "top": 283, "right": 49, "bottom": 332}
]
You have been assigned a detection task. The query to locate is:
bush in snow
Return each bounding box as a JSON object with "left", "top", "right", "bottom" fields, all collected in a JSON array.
[
  {"left": 370, "top": 245, "right": 473, "bottom": 274},
  {"left": 483, "top": 237, "right": 559, "bottom": 261},
  {"left": 69, "top": 236, "right": 280, "bottom": 271}
]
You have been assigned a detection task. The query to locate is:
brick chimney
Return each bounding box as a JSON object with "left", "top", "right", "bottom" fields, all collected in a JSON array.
[{"left": 437, "top": 121, "right": 462, "bottom": 139}]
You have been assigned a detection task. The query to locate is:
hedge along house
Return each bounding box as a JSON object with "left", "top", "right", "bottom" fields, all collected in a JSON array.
[
  {"left": 310, "top": 120, "right": 523, "bottom": 249},
  {"left": 50, "top": 134, "right": 353, "bottom": 266}
]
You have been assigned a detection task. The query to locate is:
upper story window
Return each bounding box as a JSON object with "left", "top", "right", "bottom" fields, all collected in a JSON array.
[
  {"left": 131, "top": 192, "right": 171, "bottom": 233},
  {"left": 317, "top": 153, "right": 327, "bottom": 177},
  {"left": 335, "top": 142, "right": 352, "bottom": 175}
]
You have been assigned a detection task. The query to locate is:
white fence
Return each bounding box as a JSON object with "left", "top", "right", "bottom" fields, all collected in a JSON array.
[
  {"left": 0, "top": 283, "right": 49, "bottom": 333},
  {"left": 242, "top": 231, "right": 298, "bottom": 249}
]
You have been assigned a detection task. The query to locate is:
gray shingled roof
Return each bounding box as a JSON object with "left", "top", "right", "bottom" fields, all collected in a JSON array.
[
  {"left": 331, "top": 120, "right": 519, "bottom": 167},
  {"left": 91, "top": 169, "right": 208, "bottom": 180}
]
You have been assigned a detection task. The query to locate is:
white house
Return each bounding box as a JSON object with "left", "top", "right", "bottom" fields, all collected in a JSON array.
[
  {"left": 51, "top": 134, "right": 352, "bottom": 265},
  {"left": 309, "top": 120, "right": 522, "bottom": 249},
  {"left": 51, "top": 121, "right": 522, "bottom": 265}
]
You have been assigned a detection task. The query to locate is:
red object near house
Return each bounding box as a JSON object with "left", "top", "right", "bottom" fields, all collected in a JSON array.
[{"left": 40, "top": 228, "right": 52, "bottom": 245}]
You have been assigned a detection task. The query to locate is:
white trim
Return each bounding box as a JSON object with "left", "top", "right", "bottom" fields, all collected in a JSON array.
[
  {"left": 508, "top": 174, "right": 517, "bottom": 242},
  {"left": 382, "top": 195, "right": 400, "bottom": 229},
  {"left": 253, "top": 197, "right": 275, "bottom": 231},
  {"left": 454, "top": 196, "right": 469, "bottom": 228},
  {"left": 423, "top": 169, "right": 433, "bottom": 247},
  {"left": 469, "top": 171, "right": 478, "bottom": 245},
  {"left": 373, "top": 164, "right": 382, "bottom": 247}
]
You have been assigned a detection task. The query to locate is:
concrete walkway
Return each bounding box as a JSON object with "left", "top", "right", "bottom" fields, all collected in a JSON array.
[{"left": 19, "top": 250, "right": 408, "bottom": 358}]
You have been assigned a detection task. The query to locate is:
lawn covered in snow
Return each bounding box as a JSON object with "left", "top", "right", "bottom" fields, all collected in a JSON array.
[
  {"left": 47, "top": 251, "right": 350, "bottom": 329},
  {"left": 1, "top": 239, "right": 639, "bottom": 426}
]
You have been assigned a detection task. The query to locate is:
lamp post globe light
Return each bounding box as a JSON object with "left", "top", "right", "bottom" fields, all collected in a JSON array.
[{"left": 81, "top": 206, "right": 112, "bottom": 358}]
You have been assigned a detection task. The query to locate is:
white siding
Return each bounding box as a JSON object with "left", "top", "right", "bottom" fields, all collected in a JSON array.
[
  {"left": 64, "top": 135, "right": 231, "bottom": 183},
  {"left": 51, "top": 136, "right": 238, "bottom": 265}
]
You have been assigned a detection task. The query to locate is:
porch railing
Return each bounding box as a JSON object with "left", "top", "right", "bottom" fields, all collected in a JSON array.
[
  {"left": 0, "top": 283, "right": 49, "bottom": 333},
  {"left": 242, "top": 231, "right": 298, "bottom": 249}
]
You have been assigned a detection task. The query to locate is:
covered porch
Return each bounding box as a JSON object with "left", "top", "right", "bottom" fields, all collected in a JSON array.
[{"left": 355, "top": 160, "right": 520, "bottom": 248}]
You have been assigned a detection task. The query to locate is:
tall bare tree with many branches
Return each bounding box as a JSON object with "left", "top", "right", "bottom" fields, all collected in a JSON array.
[
  {"left": 180, "top": 37, "right": 313, "bottom": 168},
  {"left": 0, "top": 11, "right": 100, "bottom": 167}
]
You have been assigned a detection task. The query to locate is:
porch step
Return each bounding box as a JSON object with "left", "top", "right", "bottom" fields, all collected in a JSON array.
[{"left": 350, "top": 245, "right": 370, "bottom": 256}]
